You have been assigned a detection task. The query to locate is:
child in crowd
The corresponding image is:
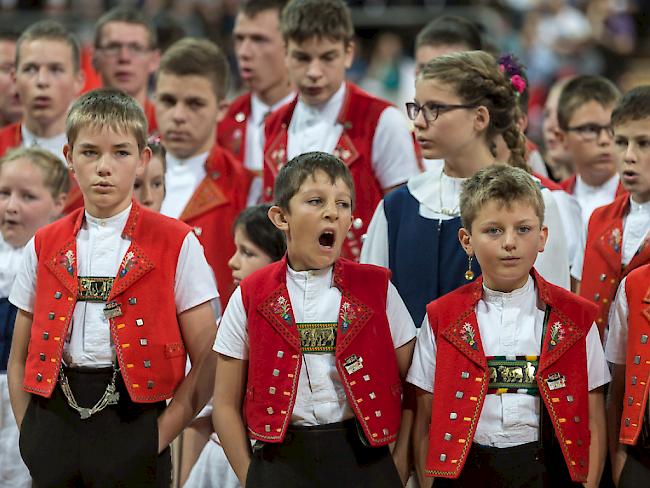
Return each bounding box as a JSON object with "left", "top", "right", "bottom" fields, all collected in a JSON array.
[
  {"left": 410, "top": 164, "right": 609, "bottom": 487},
  {"left": 361, "top": 50, "right": 571, "bottom": 327},
  {"left": 607, "top": 262, "right": 650, "bottom": 486},
  {"left": 0, "top": 147, "right": 67, "bottom": 488},
  {"left": 184, "top": 204, "right": 286, "bottom": 488},
  {"left": 263, "top": 0, "right": 421, "bottom": 261},
  {"left": 214, "top": 152, "right": 416, "bottom": 487},
  {"left": 134, "top": 140, "right": 166, "bottom": 213},
  {"left": 7, "top": 89, "right": 218, "bottom": 487},
  {"left": 557, "top": 75, "right": 625, "bottom": 227},
  {"left": 576, "top": 86, "right": 650, "bottom": 340},
  {"left": 542, "top": 78, "right": 574, "bottom": 182}
]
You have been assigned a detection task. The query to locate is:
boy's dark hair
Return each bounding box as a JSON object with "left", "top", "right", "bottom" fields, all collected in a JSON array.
[
  {"left": 241, "top": 0, "right": 288, "bottom": 17},
  {"left": 0, "top": 28, "right": 19, "bottom": 43},
  {"left": 557, "top": 75, "right": 620, "bottom": 131},
  {"left": 460, "top": 164, "right": 545, "bottom": 231},
  {"left": 66, "top": 88, "right": 148, "bottom": 152},
  {"left": 234, "top": 204, "right": 286, "bottom": 262},
  {"left": 16, "top": 20, "right": 80, "bottom": 72},
  {"left": 281, "top": 0, "right": 353, "bottom": 45},
  {"left": 415, "top": 15, "right": 482, "bottom": 51},
  {"left": 158, "top": 38, "right": 229, "bottom": 101},
  {"left": 94, "top": 6, "right": 158, "bottom": 50},
  {"left": 274, "top": 151, "right": 355, "bottom": 211},
  {"left": 611, "top": 85, "right": 650, "bottom": 127}
]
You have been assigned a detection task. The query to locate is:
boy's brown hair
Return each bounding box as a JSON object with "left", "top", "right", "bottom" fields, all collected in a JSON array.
[
  {"left": 460, "top": 165, "right": 545, "bottom": 231},
  {"left": 611, "top": 85, "right": 650, "bottom": 127},
  {"left": 0, "top": 147, "right": 70, "bottom": 198},
  {"left": 158, "top": 38, "right": 229, "bottom": 101},
  {"left": 557, "top": 75, "right": 620, "bottom": 131},
  {"left": 16, "top": 20, "right": 81, "bottom": 72},
  {"left": 274, "top": 151, "right": 355, "bottom": 212},
  {"left": 94, "top": 6, "right": 158, "bottom": 49},
  {"left": 241, "top": 0, "right": 288, "bottom": 17},
  {"left": 415, "top": 15, "right": 482, "bottom": 51},
  {"left": 66, "top": 88, "right": 148, "bottom": 152},
  {"left": 281, "top": 0, "right": 353, "bottom": 45}
]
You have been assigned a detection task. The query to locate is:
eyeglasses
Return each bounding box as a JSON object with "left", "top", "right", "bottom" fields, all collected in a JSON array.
[
  {"left": 405, "top": 101, "right": 477, "bottom": 123},
  {"left": 97, "top": 42, "right": 152, "bottom": 57},
  {"left": 566, "top": 123, "right": 614, "bottom": 141}
]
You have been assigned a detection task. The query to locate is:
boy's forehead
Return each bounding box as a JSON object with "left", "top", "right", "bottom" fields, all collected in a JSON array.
[
  {"left": 614, "top": 117, "right": 650, "bottom": 136},
  {"left": 73, "top": 124, "right": 138, "bottom": 146},
  {"left": 287, "top": 36, "right": 347, "bottom": 53},
  {"left": 474, "top": 198, "right": 539, "bottom": 220},
  {"left": 568, "top": 100, "right": 613, "bottom": 125},
  {"left": 19, "top": 38, "right": 73, "bottom": 62},
  {"left": 296, "top": 170, "right": 352, "bottom": 193}
]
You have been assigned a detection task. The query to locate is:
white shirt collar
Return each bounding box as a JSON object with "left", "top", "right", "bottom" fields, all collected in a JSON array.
[
  {"left": 286, "top": 263, "right": 333, "bottom": 284},
  {"left": 629, "top": 196, "right": 650, "bottom": 214},
  {"left": 21, "top": 125, "right": 67, "bottom": 163},
  {"left": 0, "top": 235, "right": 24, "bottom": 297},
  {"left": 250, "top": 91, "right": 296, "bottom": 126},
  {"left": 407, "top": 165, "right": 467, "bottom": 214},
  {"left": 482, "top": 275, "right": 534, "bottom": 305},
  {"left": 575, "top": 173, "right": 619, "bottom": 196},
  {"left": 294, "top": 82, "right": 346, "bottom": 128},
  {"left": 85, "top": 204, "right": 131, "bottom": 232},
  {"left": 165, "top": 151, "right": 209, "bottom": 173}
]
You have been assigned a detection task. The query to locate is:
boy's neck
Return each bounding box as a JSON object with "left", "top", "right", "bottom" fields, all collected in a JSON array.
[
  {"left": 444, "top": 143, "right": 496, "bottom": 178},
  {"left": 23, "top": 116, "right": 65, "bottom": 139},
  {"left": 577, "top": 167, "right": 616, "bottom": 188},
  {"left": 255, "top": 78, "right": 294, "bottom": 107},
  {"left": 85, "top": 201, "right": 132, "bottom": 221},
  {"left": 630, "top": 192, "right": 650, "bottom": 205},
  {"left": 169, "top": 141, "right": 214, "bottom": 162}
]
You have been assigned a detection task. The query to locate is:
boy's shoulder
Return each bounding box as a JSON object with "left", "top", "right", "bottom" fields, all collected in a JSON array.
[{"left": 625, "top": 262, "right": 650, "bottom": 288}]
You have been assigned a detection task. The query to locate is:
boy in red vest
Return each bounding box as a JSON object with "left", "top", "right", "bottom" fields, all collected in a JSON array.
[
  {"left": 576, "top": 86, "right": 650, "bottom": 341},
  {"left": 213, "top": 151, "right": 416, "bottom": 487},
  {"left": 607, "top": 264, "right": 650, "bottom": 486},
  {"left": 263, "top": 0, "right": 421, "bottom": 261},
  {"left": 410, "top": 165, "right": 609, "bottom": 488},
  {"left": 155, "top": 38, "right": 253, "bottom": 309},
  {"left": 7, "top": 88, "right": 218, "bottom": 487}
]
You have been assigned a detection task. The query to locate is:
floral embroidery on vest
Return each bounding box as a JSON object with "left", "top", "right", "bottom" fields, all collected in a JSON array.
[
  {"left": 549, "top": 321, "right": 565, "bottom": 350},
  {"left": 461, "top": 322, "right": 478, "bottom": 350},
  {"left": 273, "top": 296, "right": 292, "bottom": 323},
  {"left": 608, "top": 228, "right": 622, "bottom": 253},
  {"left": 60, "top": 249, "right": 75, "bottom": 275},
  {"left": 119, "top": 251, "right": 137, "bottom": 277},
  {"left": 340, "top": 300, "right": 357, "bottom": 333}
]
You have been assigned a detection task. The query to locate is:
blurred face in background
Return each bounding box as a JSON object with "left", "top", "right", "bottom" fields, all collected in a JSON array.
[{"left": 0, "top": 39, "right": 22, "bottom": 126}]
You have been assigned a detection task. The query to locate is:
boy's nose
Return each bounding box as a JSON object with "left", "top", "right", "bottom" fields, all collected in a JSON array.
[
  {"left": 140, "top": 185, "right": 153, "bottom": 207},
  {"left": 228, "top": 253, "right": 239, "bottom": 271},
  {"left": 306, "top": 60, "right": 323, "bottom": 79}
]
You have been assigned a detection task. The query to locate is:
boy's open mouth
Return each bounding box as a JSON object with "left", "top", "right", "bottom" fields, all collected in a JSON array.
[{"left": 319, "top": 231, "right": 335, "bottom": 248}]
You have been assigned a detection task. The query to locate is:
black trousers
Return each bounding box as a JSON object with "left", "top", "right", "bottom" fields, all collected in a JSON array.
[
  {"left": 245, "top": 419, "right": 402, "bottom": 488},
  {"left": 618, "top": 445, "right": 650, "bottom": 487},
  {"left": 434, "top": 442, "right": 580, "bottom": 488},
  {"left": 19, "top": 367, "right": 171, "bottom": 488}
]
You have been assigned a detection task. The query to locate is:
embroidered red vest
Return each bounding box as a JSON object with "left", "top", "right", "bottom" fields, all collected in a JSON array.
[
  {"left": 425, "top": 270, "right": 596, "bottom": 482},
  {"left": 179, "top": 145, "right": 253, "bottom": 308},
  {"left": 0, "top": 121, "right": 20, "bottom": 157},
  {"left": 25, "top": 203, "right": 191, "bottom": 402},
  {"left": 580, "top": 195, "right": 650, "bottom": 339},
  {"left": 240, "top": 257, "right": 403, "bottom": 446},
  {"left": 263, "top": 82, "right": 420, "bottom": 261},
  {"left": 217, "top": 92, "right": 251, "bottom": 163},
  {"left": 620, "top": 264, "right": 650, "bottom": 445},
  {"left": 560, "top": 174, "right": 627, "bottom": 197}
]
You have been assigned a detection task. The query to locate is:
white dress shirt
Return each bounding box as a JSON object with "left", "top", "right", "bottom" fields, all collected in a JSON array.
[
  {"left": 606, "top": 277, "right": 630, "bottom": 365},
  {"left": 160, "top": 151, "right": 209, "bottom": 219},
  {"left": 287, "top": 83, "right": 420, "bottom": 190},
  {"left": 574, "top": 173, "right": 620, "bottom": 226},
  {"left": 21, "top": 125, "right": 67, "bottom": 164},
  {"left": 407, "top": 276, "right": 611, "bottom": 448},
  {"left": 214, "top": 264, "right": 416, "bottom": 426},
  {"left": 0, "top": 236, "right": 23, "bottom": 298},
  {"left": 9, "top": 205, "right": 218, "bottom": 367},
  {"left": 361, "top": 165, "right": 571, "bottom": 290}
]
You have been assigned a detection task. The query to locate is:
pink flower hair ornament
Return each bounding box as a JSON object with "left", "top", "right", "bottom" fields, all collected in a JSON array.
[{"left": 497, "top": 53, "right": 527, "bottom": 96}]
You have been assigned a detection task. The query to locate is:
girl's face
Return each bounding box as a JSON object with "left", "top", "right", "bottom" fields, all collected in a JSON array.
[
  {"left": 134, "top": 155, "right": 165, "bottom": 213},
  {"left": 412, "top": 78, "right": 480, "bottom": 160},
  {"left": 228, "top": 226, "right": 273, "bottom": 286},
  {"left": 0, "top": 158, "right": 65, "bottom": 247}
]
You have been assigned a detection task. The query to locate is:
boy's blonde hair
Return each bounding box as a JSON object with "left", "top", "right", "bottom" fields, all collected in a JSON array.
[
  {"left": 66, "top": 88, "right": 147, "bottom": 152},
  {"left": 0, "top": 147, "right": 70, "bottom": 198},
  {"left": 281, "top": 0, "right": 354, "bottom": 45},
  {"left": 611, "top": 85, "right": 650, "bottom": 127},
  {"left": 460, "top": 165, "right": 544, "bottom": 231}
]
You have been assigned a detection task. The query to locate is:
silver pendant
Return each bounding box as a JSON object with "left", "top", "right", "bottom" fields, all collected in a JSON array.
[{"left": 79, "top": 408, "right": 92, "bottom": 420}]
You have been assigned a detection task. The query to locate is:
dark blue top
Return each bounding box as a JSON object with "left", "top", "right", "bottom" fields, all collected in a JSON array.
[{"left": 0, "top": 297, "right": 17, "bottom": 372}]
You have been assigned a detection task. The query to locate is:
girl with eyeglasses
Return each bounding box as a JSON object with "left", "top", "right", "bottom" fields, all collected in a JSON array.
[{"left": 361, "top": 50, "right": 571, "bottom": 329}]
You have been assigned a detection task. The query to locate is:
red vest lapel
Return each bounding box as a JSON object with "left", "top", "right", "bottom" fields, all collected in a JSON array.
[
  {"left": 332, "top": 84, "right": 361, "bottom": 168},
  {"left": 179, "top": 148, "right": 229, "bottom": 222},
  {"left": 257, "top": 283, "right": 301, "bottom": 352},
  {"left": 43, "top": 209, "right": 84, "bottom": 296},
  {"left": 333, "top": 260, "right": 373, "bottom": 355},
  {"left": 625, "top": 234, "right": 650, "bottom": 274},
  {"left": 593, "top": 218, "right": 624, "bottom": 274}
]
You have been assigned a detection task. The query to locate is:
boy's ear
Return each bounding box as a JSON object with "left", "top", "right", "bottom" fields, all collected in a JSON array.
[
  {"left": 52, "top": 191, "right": 67, "bottom": 218},
  {"left": 344, "top": 40, "right": 355, "bottom": 69},
  {"left": 473, "top": 105, "right": 490, "bottom": 133},
  {"left": 458, "top": 226, "right": 473, "bottom": 256},
  {"left": 73, "top": 69, "right": 86, "bottom": 96},
  {"left": 555, "top": 128, "right": 568, "bottom": 149},
  {"left": 63, "top": 143, "right": 74, "bottom": 172},
  {"left": 538, "top": 224, "right": 549, "bottom": 253},
  {"left": 138, "top": 146, "right": 152, "bottom": 176},
  {"left": 217, "top": 100, "right": 230, "bottom": 123},
  {"left": 268, "top": 205, "right": 289, "bottom": 231}
]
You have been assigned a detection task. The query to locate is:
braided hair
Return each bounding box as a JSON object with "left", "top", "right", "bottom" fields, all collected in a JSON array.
[{"left": 418, "top": 50, "right": 528, "bottom": 172}]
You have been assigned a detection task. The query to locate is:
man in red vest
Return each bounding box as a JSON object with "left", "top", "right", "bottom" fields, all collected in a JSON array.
[
  {"left": 7, "top": 88, "right": 217, "bottom": 487},
  {"left": 93, "top": 6, "right": 160, "bottom": 133},
  {"left": 217, "top": 0, "right": 294, "bottom": 206},
  {"left": 156, "top": 38, "right": 252, "bottom": 309},
  {"left": 0, "top": 31, "right": 21, "bottom": 129},
  {"left": 263, "top": 0, "right": 421, "bottom": 261},
  {"left": 213, "top": 152, "right": 416, "bottom": 487},
  {"left": 410, "top": 165, "right": 609, "bottom": 487},
  {"left": 607, "top": 263, "right": 650, "bottom": 486},
  {"left": 576, "top": 86, "right": 650, "bottom": 340}
]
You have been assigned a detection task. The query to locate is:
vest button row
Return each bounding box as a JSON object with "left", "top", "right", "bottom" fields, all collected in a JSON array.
[
  {"left": 39, "top": 353, "right": 45, "bottom": 361},
  {"left": 43, "top": 332, "right": 49, "bottom": 340},
  {"left": 36, "top": 373, "right": 42, "bottom": 382},
  {"left": 48, "top": 312, "right": 55, "bottom": 320},
  {"left": 54, "top": 291, "right": 62, "bottom": 299},
  {"left": 599, "top": 274, "right": 606, "bottom": 282},
  {"left": 641, "top": 334, "right": 648, "bottom": 344},
  {"left": 129, "top": 297, "right": 137, "bottom": 305},
  {"left": 631, "top": 376, "right": 637, "bottom": 386}
]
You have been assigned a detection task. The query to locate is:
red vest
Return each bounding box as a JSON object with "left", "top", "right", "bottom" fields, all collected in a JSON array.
[
  {"left": 263, "top": 82, "right": 420, "bottom": 261},
  {"left": 179, "top": 145, "right": 253, "bottom": 309},
  {"left": 240, "top": 258, "right": 403, "bottom": 446},
  {"left": 143, "top": 98, "right": 157, "bottom": 135},
  {"left": 25, "top": 202, "right": 191, "bottom": 403},
  {"left": 580, "top": 195, "right": 650, "bottom": 338},
  {"left": 560, "top": 174, "right": 626, "bottom": 197},
  {"left": 425, "top": 271, "right": 596, "bottom": 482},
  {"left": 620, "top": 265, "right": 650, "bottom": 445},
  {"left": 217, "top": 92, "right": 251, "bottom": 163}
]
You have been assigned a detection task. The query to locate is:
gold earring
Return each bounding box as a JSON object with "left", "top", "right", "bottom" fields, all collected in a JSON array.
[{"left": 465, "top": 255, "right": 475, "bottom": 281}]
